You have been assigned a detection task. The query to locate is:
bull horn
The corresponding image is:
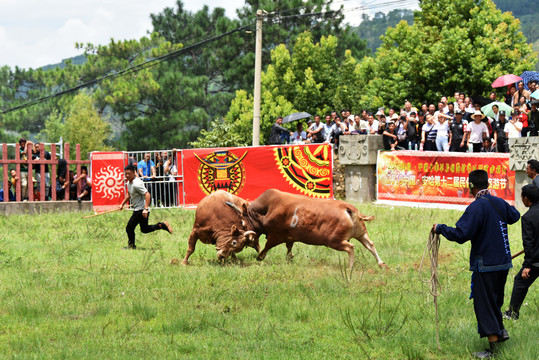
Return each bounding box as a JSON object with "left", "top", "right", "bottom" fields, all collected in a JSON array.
[
  {"left": 243, "top": 230, "right": 256, "bottom": 237},
  {"left": 225, "top": 201, "right": 242, "bottom": 215}
]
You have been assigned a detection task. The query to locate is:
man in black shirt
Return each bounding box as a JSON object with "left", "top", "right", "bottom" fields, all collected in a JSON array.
[
  {"left": 493, "top": 111, "right": 509, "bottom": 153},
  {"left": 449, "top": 110, "right": 467, "bottom": 152},
  {"left": 268, "top": 117, "right": 293, "bottom": 145}
]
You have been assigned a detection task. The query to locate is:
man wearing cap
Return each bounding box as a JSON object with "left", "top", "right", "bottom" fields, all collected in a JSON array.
[
  {"left": 493, "top": 111, "right": 510, "bottom": 153},
  {"left": 449, "top": 110, "right": 468, "bottom": 152},
  {"left": 467, "top": 111, "right": 488, "bottom": 153}
]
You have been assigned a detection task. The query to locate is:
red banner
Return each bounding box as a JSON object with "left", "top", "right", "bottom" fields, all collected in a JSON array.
[
  {"left": 183, "top": 144, "right": 333, "bottom": 204},
  {"left": 377, "top": 151, "right": 515, "bottom": 206},
  {"left": 91, "top": 152, "right": 126, "bottom": 212}
]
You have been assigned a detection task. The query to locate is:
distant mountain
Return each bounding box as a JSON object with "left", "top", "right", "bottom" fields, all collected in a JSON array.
[
  {"left": 351, "top": 9, "right": 414, "bottom": 54},
  {"left": 40, "top": 54, "right": 87, "bottom": 71}
]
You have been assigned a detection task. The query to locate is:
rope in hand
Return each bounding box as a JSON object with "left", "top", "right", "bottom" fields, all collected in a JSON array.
[{"left": 419, "top": 229, "right": 441, "bottom": 350}]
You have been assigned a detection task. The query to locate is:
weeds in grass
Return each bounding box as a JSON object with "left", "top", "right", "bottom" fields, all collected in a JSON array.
[
  {"left": 129, "top": 299, "right": 157, "bottom": 321},
  {"left": 340, "top": 289, "right": 408, "bottom": 341}
]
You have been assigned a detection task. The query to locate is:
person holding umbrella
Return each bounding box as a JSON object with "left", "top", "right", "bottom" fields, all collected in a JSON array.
[{"left": 268, "top": 116, "right": 293, "bottom": 145}]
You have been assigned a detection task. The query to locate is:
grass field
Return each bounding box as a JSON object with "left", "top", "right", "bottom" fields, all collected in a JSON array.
[{"left": 0, "top": 203, "right": 537, "bottom": 359}]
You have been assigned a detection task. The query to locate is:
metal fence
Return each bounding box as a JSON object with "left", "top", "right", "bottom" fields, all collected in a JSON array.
[{"left": 125, "top": 150, "right": 184, "bottom": 208}]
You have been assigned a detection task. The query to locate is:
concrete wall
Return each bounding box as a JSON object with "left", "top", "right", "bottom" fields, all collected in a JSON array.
[
  {"left": 339, "top": 134, "right": 384, "bottom": 202},
  {"left": 0, "top": 201, "right": 93, "bottom": 216},
  {"left": 509, "top": 137, "right": 539, "bottom": 212}
]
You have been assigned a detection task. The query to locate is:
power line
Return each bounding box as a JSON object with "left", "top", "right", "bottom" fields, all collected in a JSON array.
[
  {"left": 1, "top": 3, "right": 417, "bottom": 115},
  {"left": 1, "top": 23, "right": 254, "bottom": 115}
]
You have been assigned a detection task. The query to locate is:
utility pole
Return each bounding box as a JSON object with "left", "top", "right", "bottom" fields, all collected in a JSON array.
[{"left": 252, "top": 9, "right": 263, "bottom": 146}]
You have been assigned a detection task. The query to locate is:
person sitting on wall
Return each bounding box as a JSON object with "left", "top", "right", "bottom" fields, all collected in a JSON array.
[
  {"left": 0, "top": 180, "right": 16, "bottom": 202},
  {"left": 306, "top": 115, "right": 326, "bottom": 143},
  {"left": 73, "top": 166, "right": 92, "bottom": 202},
  {"left": 268, "top": 116, "right": 293, "bottom": 145},
  {"left": 291, "top": 122, "right": 307, "bottom": 144}
]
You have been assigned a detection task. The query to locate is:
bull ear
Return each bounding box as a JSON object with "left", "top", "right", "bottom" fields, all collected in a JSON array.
[{"left": 230, "top": 225, "right": 239, "bottom": 235}]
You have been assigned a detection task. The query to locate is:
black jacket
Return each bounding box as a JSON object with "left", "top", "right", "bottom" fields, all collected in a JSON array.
[
  {"left": 521, "top": 202, "right": 539, "bottom": 268},
  {"left": 268, "top": 123, "right": 289, "bottom": 145}
]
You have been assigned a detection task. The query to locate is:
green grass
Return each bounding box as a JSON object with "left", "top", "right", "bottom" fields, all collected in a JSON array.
[{"left": 0, "top": 203, "right": 537, "bottom": 359}]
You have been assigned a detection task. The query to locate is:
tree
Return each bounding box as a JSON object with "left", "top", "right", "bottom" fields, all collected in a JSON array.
[
  {"left": 356, "top": 0, "right": 536, "bottom": 110},
  {"left": 152, "top": 0, "right": 369, "bottom": 148},
  {"left": 62, "top": 92, "right": 112, "bottom": 156},
  {"left": 196, "top": 31, "right": 353, "bottom": 146}
]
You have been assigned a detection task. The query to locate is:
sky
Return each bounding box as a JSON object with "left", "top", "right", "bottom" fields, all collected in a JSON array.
[{"left": 0, "top": 0, "right": 419, "bottom": 70}]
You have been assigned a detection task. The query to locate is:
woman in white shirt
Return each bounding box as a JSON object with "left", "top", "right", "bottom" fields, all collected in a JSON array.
[
  {"left": 504, "top": 117, "right": 522, "bottom": 138},
  {"left": 433, "top": 112, "right": 452, "bottom": 151}
]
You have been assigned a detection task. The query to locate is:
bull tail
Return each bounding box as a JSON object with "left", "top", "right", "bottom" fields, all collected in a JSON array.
[
  {"left": 359, "top": 214, "right": 375, "bottom": 221},
  {"left": 346, "top": 208, "right": 375, "bottom": 222}
]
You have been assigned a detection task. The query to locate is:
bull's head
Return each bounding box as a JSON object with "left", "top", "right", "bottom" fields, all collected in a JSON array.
[{"left": 216, "top": 225, "right": 258, "bottom": 261}]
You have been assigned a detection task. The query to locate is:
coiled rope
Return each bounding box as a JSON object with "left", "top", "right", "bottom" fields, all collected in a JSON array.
[{"left": 419, "top": 229, "right": 441, "bottom": 350}]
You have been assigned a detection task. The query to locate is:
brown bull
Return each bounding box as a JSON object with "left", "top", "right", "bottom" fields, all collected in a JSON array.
[
  {"left": 228, "top": 189, "right": 385, "bottom": 269},
  {"left": 182, "top": 190, "right": 258, "bottom": 265}
]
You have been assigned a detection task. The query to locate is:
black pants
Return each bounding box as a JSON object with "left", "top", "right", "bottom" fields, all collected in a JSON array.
[
  {"left": 508, "top": 266, "right": 539, "bottom": 318},
  {"left": 471, "top": 270, "right": 508, "bottom": 338},
  {"left": 126, "top": 210, "right": 164, "bottom": 247},
  {"left": 472, "top": 143, "right": 482, "bottom": 153}
]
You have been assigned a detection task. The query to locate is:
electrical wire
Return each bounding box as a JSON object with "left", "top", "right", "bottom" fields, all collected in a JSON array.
[
  {"left": 1, "top": 23, "right": 254, "bottom": 115},
  {"left": 2, "top": 1, "right": 418, "bottom": 114}
]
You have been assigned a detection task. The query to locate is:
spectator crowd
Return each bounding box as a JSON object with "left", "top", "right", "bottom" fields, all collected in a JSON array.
[
  {"left": 0, "top": 138, "right": 92, "bottom": 202},
  {"left": 270, "top": 80, "right": 539, "bottom": 154}
]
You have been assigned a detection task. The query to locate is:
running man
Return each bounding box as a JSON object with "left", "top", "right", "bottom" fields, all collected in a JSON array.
[{"left": 119, "top": 164, "right": 173, "bottom": 249}]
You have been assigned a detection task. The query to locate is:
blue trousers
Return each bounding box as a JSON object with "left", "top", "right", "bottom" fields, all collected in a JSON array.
[{"left": 471, "top": 270, "right": 508, "bottom": 338}]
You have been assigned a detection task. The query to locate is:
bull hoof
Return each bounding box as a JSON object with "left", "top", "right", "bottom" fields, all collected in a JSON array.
[
  {"left": 287, "top": 253, "right": 294, "bottom": 260},
  {"left": 378, "top": 262, "right": 388, "bottom": 269},
  {"left": 181, "top": 260, "right": 189, "bottom": 266},
  {"left": 256, "top": 255, "right": 265, "bottom": 261}
]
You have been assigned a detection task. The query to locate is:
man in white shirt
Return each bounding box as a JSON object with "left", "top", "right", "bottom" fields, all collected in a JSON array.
[
  {"left": 366, "top": 113, "right": 379, "bottom": 134},
  {"left": 119, "top": 164, "right": 173, "bottom": 249},
  {"left": 291, "top": 122, "right": 307, "bottom": 143},
  {"left": 467, "top": 111, "right": 489, "bottom": 153},
  {"left": 307, "top": 115, "right": 326, "bottom": 143}
]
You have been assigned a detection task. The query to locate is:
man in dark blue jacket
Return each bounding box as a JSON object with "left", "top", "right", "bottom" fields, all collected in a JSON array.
[
  {"left": 433, "top": 170, "right": 520, "bottom": 359},
  {"left": 505, "top": 184, "right": 539, "bottom": 320}
]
